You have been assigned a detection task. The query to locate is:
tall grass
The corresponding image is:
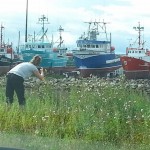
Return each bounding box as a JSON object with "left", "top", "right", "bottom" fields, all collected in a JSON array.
[{"left": 0, "top": 76, "right": 150, "bottom": 147}]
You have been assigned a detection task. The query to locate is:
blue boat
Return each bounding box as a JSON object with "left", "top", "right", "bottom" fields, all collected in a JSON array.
[
  {"left": 73, "top": 21, "right": 122, "bottom": 77},
  {"left": 20, "top": 15, "right": 68, "bottom": 69}
]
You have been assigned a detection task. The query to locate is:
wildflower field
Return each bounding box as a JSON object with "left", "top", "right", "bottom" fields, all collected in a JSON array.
[{"left": 0, "top": 76, "right": 150, "bottom": 150}]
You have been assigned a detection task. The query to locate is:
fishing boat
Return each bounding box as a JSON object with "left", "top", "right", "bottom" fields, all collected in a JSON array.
[
  {"left": 120, "top": 22, "right": 150, "bottom": 79},
  {"left": 20, "top": 15, "right": 69, "bottom": 69},
  {"left": 20, "top": 14, "right": 53, "bottom": 67},
  {"left": 0, "top": 24, "right": 21, "bottom": 75},
  {"left": 20, "top": 0, "right": 75, "bottom": 74},
  {"left": 73, "top": 20, "right": 122, "bottom": 77}
]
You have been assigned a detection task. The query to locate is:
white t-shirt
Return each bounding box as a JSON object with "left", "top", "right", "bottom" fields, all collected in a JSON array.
[{"left": 9, "top": 62, "right": 38, "bottom": 79}]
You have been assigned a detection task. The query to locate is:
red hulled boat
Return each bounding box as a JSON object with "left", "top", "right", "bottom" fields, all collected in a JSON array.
[{"left": 120, "top": 22, "right": 150, "bottom": 79}]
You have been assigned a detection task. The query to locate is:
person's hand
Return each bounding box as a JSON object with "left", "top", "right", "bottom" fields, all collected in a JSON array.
[
  {"left": 40, "top": 68, "right": 44, "bottom": 76},
  {"left": 40, "top": 67, "right": 44, "bottom": 72}
]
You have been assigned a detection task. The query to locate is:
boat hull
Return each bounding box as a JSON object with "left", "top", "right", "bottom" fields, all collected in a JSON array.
[
  {"left": 21, "top": 50, "right": 68, "bottom": 68},
  {"left": 120, "top": 56, "right": 150, "bottom": 79},
  {"left": 0, "top": 55, "right": 11, "bottom": 66},
  {"left": 0, "top": 56, "right": 22, "bottom": 75},
  {"left": 74, "top": 53, "right": 121, "bottom": 77},
  {"left": 78, "top": 66, "right": 121, "bottom": 77},
  {"left": 0, "top": 66, "right": 11, "bottom": 75}
]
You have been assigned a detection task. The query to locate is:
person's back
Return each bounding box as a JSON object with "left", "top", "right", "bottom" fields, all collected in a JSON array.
[{"left": 9, "top": 62, "right": 38, "bottom": 80}]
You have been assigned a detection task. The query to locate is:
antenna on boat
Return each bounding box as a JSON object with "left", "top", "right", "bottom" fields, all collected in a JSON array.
[
  {"left": 84, "top": 20, "right": 110, "bottom": 41},
  {"left": 133, "top": 22, "right": 144, "bottom": 48},
  {"left": 99, "top": 19, "right": 110, "bottom": 41}
]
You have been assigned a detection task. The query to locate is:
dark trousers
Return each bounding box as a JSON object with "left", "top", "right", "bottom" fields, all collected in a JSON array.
[{"left": 6, "top": 73, "right": 25, "bottom": 105}]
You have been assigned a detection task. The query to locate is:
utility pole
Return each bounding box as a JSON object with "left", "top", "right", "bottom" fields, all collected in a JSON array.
[{"left": 25, "top": 0, "right": 28, "bottom": 42}]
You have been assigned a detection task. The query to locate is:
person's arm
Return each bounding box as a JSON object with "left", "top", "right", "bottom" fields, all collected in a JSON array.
[{"left": 33, "top": 68, "right": 44, "bottom": 81}]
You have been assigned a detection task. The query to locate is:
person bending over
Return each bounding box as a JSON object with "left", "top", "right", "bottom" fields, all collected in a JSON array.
[{"left": 5, "top": 55, "right": 44, "bottom": 108}]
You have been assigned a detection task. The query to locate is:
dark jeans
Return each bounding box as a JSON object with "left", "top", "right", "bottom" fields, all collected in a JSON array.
[{"left": 6, "top": 73, "right": 25, "bottom": 105}]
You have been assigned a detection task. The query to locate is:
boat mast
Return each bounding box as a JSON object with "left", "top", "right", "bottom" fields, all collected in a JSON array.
[
  {"left": 0, "top": 24, "right": 4, "bottom": 47},
  {"left": 17, "top": 31, "right": 20, "bottom": 53},
  {"left": 103, "top": 21, "right": 108, "bottom": 41},
  {"left": 37, "top": 15, "right": 49, "bottom": 42},
  {"left": 25, "top": 0, "right": 28, "bottom": 42},
  {"left": 87, "top": 22, "right": 91, "bottom": 39},
  {"left": 133, "top": 22, "right": 144, "bottom": 48},
  {"left": 58, "top": 25, "right": 64, "bottom": 48}
]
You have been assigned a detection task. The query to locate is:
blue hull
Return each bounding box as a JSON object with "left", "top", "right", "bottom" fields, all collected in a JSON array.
[
  {"left": 74, "top": 53, "right": 121, "bottom": 69},
  {"left": 73, "top": 53, "right": 122, "bottom": 77}
]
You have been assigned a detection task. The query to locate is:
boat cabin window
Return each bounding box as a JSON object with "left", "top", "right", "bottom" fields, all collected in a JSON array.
[
  {"left": 139, "top": 51, "right": 141, "bottom": 53},
  {"left": 26, "top": 45, "right": 31, "bottom": 48},
  {"left": 77, "top": 44, "right": 82, "bottom": 47},
  {"left": 96, "top": 45, "right": 99, "bottom": 48},
  {"left": 99, "top": 45, "right": 103, "bottom": 48},
  {"left": 25, "top": 45, "right": 31, "bottom": 49},
  {"left": 132, "top": 51, "right": 134, "bottom": 53},
  {"left": 42, "top": 45, "right": 44, "bottom": 48},
  {"left": 38, "top": 45, "right": 41, "bottom": 48},
  {"left": 87, "top": 45, "right": 90, "bottom": 48},
  {"left": 91, "top": 45, "right": 95, "bottom": 48},
  {"left": 0, "top": 49, "right": 4, "bottom": 52}
]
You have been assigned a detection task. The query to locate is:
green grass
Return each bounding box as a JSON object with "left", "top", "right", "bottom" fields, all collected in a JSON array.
[
  {"left": 0, "top": 133, "right": 150, "bottom": 150},
  {"left": 0, "top": 76, "right": 150, "bottom": 149},
  {"left": 0, "top": 132, "right": 117, "bottom": 150}
]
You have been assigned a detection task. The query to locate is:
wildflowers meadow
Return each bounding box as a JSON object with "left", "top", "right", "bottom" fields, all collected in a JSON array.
[{"left": 0, "top": 76, "right": 150, "bottom": 149}]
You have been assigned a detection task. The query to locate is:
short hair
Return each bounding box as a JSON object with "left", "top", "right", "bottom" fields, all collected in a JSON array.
[{"left": 30, "top": 55, "right": 42, "bottom": 66}]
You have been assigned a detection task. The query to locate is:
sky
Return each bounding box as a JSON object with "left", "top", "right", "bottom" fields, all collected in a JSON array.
[{"left": 0, "top": 0, "right": 150, "bottom": 54}]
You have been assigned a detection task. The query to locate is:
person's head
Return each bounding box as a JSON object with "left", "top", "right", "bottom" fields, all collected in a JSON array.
[{"left": 30, "top": 55, "right": 42, "bottom": 66}]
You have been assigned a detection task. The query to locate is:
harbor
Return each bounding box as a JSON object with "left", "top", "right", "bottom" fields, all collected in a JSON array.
[
  {"left": 1, "top": 0, "right": 150, "bottom": 149},
  {"left": 0, "top": 14, "right": 123, "bottom": 78}
]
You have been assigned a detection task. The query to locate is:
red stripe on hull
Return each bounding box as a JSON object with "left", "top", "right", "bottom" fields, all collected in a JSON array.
[{"left": 120, "top": 56, "right": 150, "bottom": 79}]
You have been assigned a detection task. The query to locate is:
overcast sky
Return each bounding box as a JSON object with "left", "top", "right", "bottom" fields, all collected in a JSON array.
[{"left": 0, "top": 0, "right": 150, "bottom": 53}]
